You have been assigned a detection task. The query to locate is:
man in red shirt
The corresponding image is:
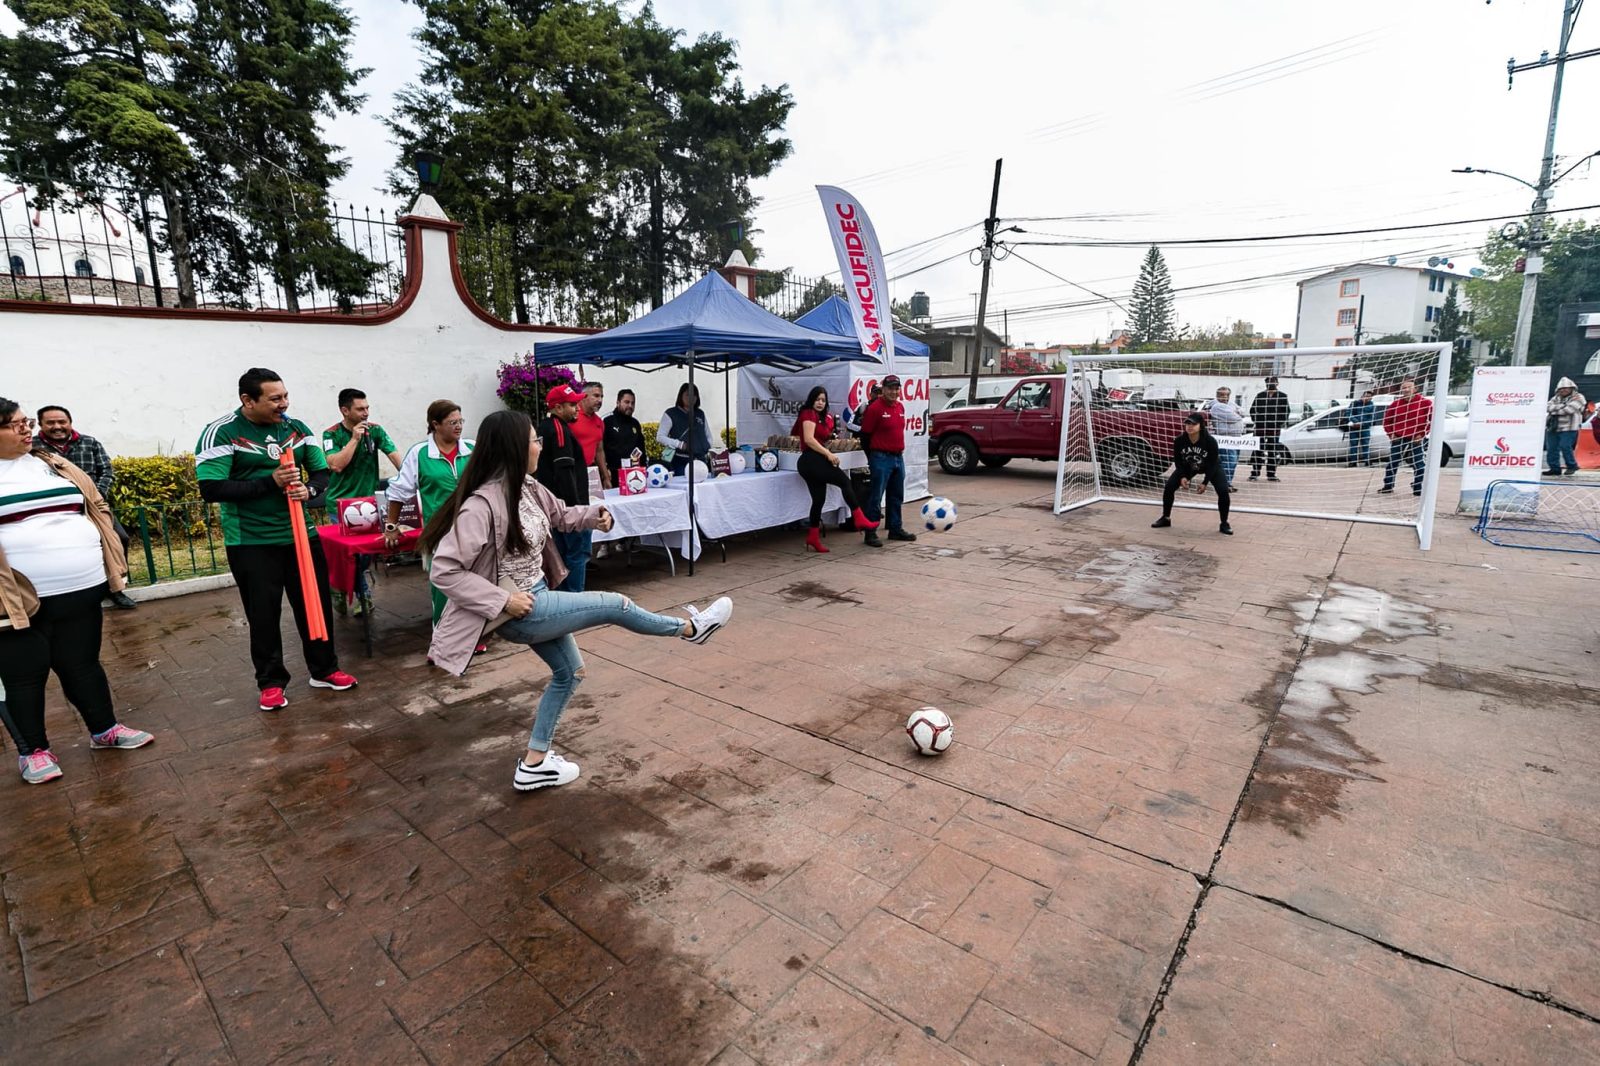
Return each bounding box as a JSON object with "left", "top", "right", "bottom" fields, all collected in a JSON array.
[
  {"left": 571, "top": 381, "right": 612, "bottom": 490},
  {"left": 860, "top": 374, "right": 915, "bottom": 547},
  {"left": 1379, "top": 379, "right": 1433, "bottom": 497}
]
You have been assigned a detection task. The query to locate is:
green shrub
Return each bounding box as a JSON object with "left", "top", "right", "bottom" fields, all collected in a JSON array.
[
  {"left": 109, "top": 454, "right": 205, "bottom": 534},
  {"left": 638, "top": 422, "right": 666, "bottom": 464},
  {"left": 721, "top": 427, "right": 737, "bottom": 449}
]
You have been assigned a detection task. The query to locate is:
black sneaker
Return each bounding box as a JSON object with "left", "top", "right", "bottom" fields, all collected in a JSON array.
[
  {"left": 1219, "top": 523, "right": 1233, "bottom": 535},
  {"left": 863, "top": 532, "right": 883, "bottom": 547},
  {"left": 106, "top": 590, "right": 138, "bottom": 610},
  {"left": 1564, "top": 468, "right": 1579, "bottom": 476},
  {"left": 1378, "top": 486, "right": 1394, "bottom": 494},
  {"left": 888, "top": 529, "right": 917, "bottom": 542},
  {"left": 1543, "top": 470, "right": 1561, "bottom": 477},
  {"left": 1266, "top": 476, "right": 1280, "bottom": 482},
  {"left": 1413, "top": 489, "right": 1422, "bottom": 497},
  {"left": 1248, "top": 474, "right": 1260, "bottom": 481},
  {"left": 1150, "top": 516, "right": 1171, "bottom": 528}
]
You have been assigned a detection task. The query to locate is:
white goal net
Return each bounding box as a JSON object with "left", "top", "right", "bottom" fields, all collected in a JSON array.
[{"left": 1051, "top": 344, "right": 1452, "bottom": 549}]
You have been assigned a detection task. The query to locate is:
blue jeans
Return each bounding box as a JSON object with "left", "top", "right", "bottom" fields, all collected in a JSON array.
[
  {"left": 353, "top": 554, "right": 371, "bottom": 599},
  {"left": 1545, "top": 429, "right": 1579, "bottom": 472},
  {"left": 1347, "top": 430, "right": 1372, "bottom": 466},
  {"left": 1382, "top": 437, "right": 1427, "bottom": 493},
  {"left": 866, "top": 451, "right": 906, "bottom": 533},
  {"left": 553, "top": 529, "right": 593, "bottom": 592},
  {"left": 1218, "top": 448, "right": 1239, "bottom": 486},
  {"left": 498, "top": 582, "right": 686, "bottom": 751}
]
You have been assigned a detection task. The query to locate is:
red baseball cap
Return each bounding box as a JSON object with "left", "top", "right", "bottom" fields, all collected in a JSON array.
[{"left": 545, "top": 385, "right": 585, "bottom": 406}]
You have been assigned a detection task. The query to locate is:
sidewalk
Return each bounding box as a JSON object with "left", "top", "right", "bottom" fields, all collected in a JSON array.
[{"left": 0, "top": 463, "right": 1595, "bottom": 1064}]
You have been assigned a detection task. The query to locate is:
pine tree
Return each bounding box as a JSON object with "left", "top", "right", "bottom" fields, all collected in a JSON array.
[
  {"left": 1127, "top": 245, "right": 1175, "bottom": 348},
  {"left": 1435, "top": 282, "right": 1471, "bottom": 386}
]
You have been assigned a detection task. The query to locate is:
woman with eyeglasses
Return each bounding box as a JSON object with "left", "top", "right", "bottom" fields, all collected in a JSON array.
[
  {"left": 0, "top": 398, "right": 154, "bottom": 785},
  {"left": 384, "top": 400, "right": 474, "bottom": 626}
]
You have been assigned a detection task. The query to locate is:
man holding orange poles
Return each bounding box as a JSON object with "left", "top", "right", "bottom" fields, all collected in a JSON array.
[{"left": 196, "top": 369, "right": 357, "bottom": 711}]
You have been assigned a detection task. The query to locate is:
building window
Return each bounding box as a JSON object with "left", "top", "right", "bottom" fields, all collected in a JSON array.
[
  {"left": 1335, "top": 337, "right": 1354, "bottom": 346},
  {"left": 74, "top": 258, "right": 94, "bottom": 277},
  {"left": 1339, "top": 279, "right": 1359, "bottom": 298},
  {"left": 135, "top": 265, "right": 147, "bottom": 285},
  {"left": 7, "top": 255, "right": 24, "bottom": 277},
  {"left": 1336, "top": 308, "right": 1357, "bottom": 326},
  {"left": 1425, "top": 306, "right": 1434, "bottom": 322}
]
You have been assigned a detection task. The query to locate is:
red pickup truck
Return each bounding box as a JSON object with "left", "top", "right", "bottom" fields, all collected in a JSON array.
[{"left": 930, "top": 376, "right": 1193, "bottom": 485}]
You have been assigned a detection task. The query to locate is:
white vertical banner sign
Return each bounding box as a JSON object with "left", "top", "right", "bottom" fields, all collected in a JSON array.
[
  {"left": 1460, "top": 365, "right": 1551, "bottom": 511},
  {"left": 816, "top": 186, "right": 895, "bottom": 375}
]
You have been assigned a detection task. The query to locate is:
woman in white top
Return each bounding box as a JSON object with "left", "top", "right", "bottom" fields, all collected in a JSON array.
[
  {"left": 0, "top": 398, "right": 153, "bottom": 785},
  {"left": 424, "top": 411, "right": 732, "bottom": 793}
]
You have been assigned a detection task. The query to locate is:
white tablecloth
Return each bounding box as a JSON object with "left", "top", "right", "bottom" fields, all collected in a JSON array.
[
  {"left": 685, "top": 470, "right": 850, "bottom": 540},
  {"left": 593, "top": 486, "right": 698, "bottom": 559}
]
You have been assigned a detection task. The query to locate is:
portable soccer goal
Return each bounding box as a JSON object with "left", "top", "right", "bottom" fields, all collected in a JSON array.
[
  {"left": 1051, "top": 343, "right": 1453, "bottom": 549},
  {"left": 1472, "top": 478, "right": 1600, "bottom": 554}
]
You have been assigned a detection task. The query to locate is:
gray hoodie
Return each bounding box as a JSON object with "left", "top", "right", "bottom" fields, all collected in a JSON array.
[
  {"left": 1548, "top": 377, "right": 1587, "bottom": 433},
  {"left": 1204, "top": 398, "right": 1246, "bottom": 435}
]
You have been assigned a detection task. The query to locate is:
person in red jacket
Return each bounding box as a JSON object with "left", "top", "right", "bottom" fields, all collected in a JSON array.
[
  {"left": 1380, "top": 379, "right": 1433, "bottom": 496},
  {"left": 859, "top": 374, "right": 915, "bottom": 547}
]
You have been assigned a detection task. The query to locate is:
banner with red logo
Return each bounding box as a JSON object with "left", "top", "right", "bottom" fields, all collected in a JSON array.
[
  {"left": 816, "top": 186, "right": 895, "bottom": 373},
  {"left": 1460, "top": 365, "right": 1550, "bottom": 510}
]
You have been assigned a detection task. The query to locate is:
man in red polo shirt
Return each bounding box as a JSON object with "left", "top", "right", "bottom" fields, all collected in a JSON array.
[
  {"left": 571, "top": 381, "right": 612, "bottom": 491},
  {"left": 860, "top": 374, "right": 915, "bottom": 547},
  {"left": 1379, "top": 379, "right": 1433, "bottom": 497}
]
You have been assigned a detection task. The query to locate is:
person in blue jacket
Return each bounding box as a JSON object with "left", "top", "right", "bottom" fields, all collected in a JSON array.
[{"left": 1345, "top": 390, "right": 1379, "bottom": 466}]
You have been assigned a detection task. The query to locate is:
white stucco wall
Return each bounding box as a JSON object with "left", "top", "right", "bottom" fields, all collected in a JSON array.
[{"left": 0, "top": 196, "right": 738, "bottom": 458}]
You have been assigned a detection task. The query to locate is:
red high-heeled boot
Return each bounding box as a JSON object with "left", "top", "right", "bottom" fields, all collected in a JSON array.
[
  {"left": 851, "top": 507, "right": 880, "bottom": 532},
  {"left": 804, "top": 527, "right": 829, "bottom": 553}
]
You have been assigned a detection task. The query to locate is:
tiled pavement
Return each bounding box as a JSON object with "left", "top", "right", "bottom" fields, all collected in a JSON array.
[{"left": 0, "top": 465, "right": 1596, "bottom": 1064}]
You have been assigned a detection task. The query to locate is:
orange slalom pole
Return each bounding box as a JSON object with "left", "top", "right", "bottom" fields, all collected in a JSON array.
[{"left": 279, "top": 450, "right": 328, "bottom": 640}]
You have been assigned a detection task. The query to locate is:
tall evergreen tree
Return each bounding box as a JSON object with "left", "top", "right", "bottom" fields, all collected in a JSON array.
[{"left": 1127, "top": 244, "right": 1175, "bottom": 348}]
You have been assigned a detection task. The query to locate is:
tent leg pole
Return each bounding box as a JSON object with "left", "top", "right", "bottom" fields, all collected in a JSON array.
[{"left": 688, "top": 354, "right": 695, "bottom": 578}]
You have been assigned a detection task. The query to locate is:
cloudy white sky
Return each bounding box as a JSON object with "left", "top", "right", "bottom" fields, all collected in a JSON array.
[{"left": 7, "top": 1, "right": 1598, "bottom": 342}]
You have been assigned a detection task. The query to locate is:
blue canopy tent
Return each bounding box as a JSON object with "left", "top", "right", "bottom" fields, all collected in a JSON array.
[
  {"left": 533, "top": 272, "right": 875, "bottom": 574},
  {"left": 792, "top": 295, "right": 931, "bottom": 360}
]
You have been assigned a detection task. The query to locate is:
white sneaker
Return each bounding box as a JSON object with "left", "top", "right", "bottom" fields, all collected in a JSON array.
[
  {"left": 513, "top": 751, "right": 580, "bottom": 791},
  {"left": 683, "top": 596, "right": 732, "bottom": 645}
]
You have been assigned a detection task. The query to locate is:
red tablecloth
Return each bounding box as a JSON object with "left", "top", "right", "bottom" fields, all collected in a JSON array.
[{"left": 316, "top": 524, "right": 421, "bottom": 596}]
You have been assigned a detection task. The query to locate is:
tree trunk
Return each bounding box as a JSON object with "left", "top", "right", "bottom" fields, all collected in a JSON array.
[
  {"left": 506, "top": 155, "right": 529, "bottom": 324},
  {"left": 159, "top": 181, "right": 198, "bottom": 308},
  {"left": 649, "top": 168, "right": 665, "bottom": 309}
]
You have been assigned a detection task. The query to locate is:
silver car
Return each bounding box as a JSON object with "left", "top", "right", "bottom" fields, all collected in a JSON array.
[{"left": 1279, "top": 395, "right": 1470, "bottom": 466}]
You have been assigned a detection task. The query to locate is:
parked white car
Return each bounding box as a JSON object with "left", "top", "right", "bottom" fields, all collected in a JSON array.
[{"left": 1279, "top": 395, "right": 1469, "bottom": 466}]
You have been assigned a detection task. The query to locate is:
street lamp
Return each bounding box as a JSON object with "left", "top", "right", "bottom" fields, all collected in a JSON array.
[{"left": 413, "top": 151, "right": 444, "bottom": 194}]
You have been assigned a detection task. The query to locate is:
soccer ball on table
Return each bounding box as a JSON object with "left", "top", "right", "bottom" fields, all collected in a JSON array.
[
  {"left": 646, "top": 463, "right": 672, "bottom": 488},
  {"left": 621, "top": 466, "right": 650, "bottom": 494},
  {"left": 905, "top": 707, "right": 954, "bottom": 756},
  {"left": 340, "top": 498, "right": 381, "bottom": 533},
  {"left": 921, "top": 497, "right": 957, "bottom": 533}
]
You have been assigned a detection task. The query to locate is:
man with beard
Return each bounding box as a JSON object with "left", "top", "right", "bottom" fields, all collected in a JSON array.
[{"left": 36, "top": 405, "right": 137, "bottom": 609}]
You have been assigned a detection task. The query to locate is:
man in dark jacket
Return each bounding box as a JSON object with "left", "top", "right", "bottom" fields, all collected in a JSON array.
[
  {"left": 536, "top": 385, "right": 592, "bottom": 591},
  {"left": 1345, "top": 390, "right": 1379, "bottom": 467},
  {"left": 1247, "top": 376, "right": 1291, "bottom": 482},
  {"left": 36, "top": 405, "right": 138, "bottom": 609},
  {"left": 602, "top": 388, "right": 647, "bottom": 477}
]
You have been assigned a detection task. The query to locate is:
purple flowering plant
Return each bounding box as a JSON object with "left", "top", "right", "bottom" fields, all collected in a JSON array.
[{"left": 497, "top": 352, "right": 580, "bottom": 417}]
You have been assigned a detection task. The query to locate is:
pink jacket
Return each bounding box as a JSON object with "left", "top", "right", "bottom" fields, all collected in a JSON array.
[{"left": 427, "top": 475, "right": 603, "bottom": 676}]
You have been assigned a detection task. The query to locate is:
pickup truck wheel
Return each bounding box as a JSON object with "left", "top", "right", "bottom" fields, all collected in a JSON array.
[
  {"left": 1440, "top": 444, "right": 1453, "bottom": 467},
  {"left": 1103, "top": 442, "right": 1157, "bottom": 486},
  {"left": 938, "top": 435, "right": 980, "bottom": 475},
  {"left": 981, "top": 456, "right": 1011, "bottom": 468}
]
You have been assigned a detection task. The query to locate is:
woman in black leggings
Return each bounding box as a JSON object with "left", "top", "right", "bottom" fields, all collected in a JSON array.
[
  {"left": 792, "top": 388, "right": 877, "bottom": 553},
  {"left": 1151, "top": 412, "right": 1233, "bottom": 536}
]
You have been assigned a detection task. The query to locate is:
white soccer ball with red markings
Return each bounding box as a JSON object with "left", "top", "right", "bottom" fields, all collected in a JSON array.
[
  {"left": 906, "top": 707, "right": 954, "bottom": 756},
  {"left": 341, "top": 499, "right": 380, "bottom": 533}
]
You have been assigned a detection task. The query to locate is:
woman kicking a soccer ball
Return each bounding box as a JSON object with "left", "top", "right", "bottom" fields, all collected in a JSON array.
[
  {"left": 1151, "top": 412, "right": 1233, "bottom": 536},
  {"left": 423, "top": 410, "right": 732, "bottom": 792}
]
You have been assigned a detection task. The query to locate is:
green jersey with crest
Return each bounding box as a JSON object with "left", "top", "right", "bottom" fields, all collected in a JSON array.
[{"left": 195, "top": 409, "right": 328, "bottom": 546}]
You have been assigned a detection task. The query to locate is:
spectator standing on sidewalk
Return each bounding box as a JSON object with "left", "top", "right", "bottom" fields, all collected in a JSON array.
[
  {"left": 537, "top": 385, "right": 593, "bottom": 591},
  {"left": 602, "top": 389, "right": 647, "bottom": 477},
  {"left": 571, "top": 381, "right": 612, "bottom": 491},
  {"left": 35, "top": 405, "right": 138, "bottom": 610},
  {"left": 0, "top": 397, "right": 155, "bottom": 784},
  {"left": 1544, "top": 377, "right": 1587, "bottom": 476},
  {"left": 1379, "top": 379, "right": 1433, "bottom": 497},
  {"left": 1202, "top": 387, "right": 1245, "bottom": 489},
  {"left": 656, "top": 383, "right": 712, "bottom": 476},
  {"left": 1248, "top": 376, "right": 1291, "bottom": 482},
  {"left": 860, "top": 374, "right": 916, "bottom": 547},
  {"left": 1345, "top": 390, "right": 1379, "bottom": 467},
  {"left": 196, "top": 369, "right": 358, "bottom": 712},
  {"left": 385, "top": 401, "right": 474, "bottom": 626},
  {"left": 322, "top": 388, "right": 402, "bottom": 617}
]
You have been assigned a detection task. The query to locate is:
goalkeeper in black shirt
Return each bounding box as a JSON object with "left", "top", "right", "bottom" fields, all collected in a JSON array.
[{"left": 1151, "top": 412, "right": 1233, "bottom": 535}]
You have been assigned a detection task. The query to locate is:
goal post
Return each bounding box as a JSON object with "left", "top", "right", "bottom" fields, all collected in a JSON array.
[{"left": 1052, "top": 343, "right": 1453, "bottom": 550}]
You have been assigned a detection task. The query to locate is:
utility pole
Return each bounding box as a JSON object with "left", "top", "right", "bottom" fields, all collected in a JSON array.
[
  {"left": 1507, "top": 0, "right": 1589, "bottom": 365},
  {"left": 967, "top": 159, "right": 1003, "bottom": 404},
  {"left": 1350, "top": 294, "right": 1365, "bottom": 398}
]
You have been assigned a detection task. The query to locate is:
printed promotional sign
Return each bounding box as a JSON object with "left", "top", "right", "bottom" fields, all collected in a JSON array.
[
  {"left": 1460, "top": 365, "right": 1550, "bottom": 510},
  {"left": 816, "top": 185, "right": 895, "bottom": 374},
  {"left": 1214, "top": 435, "right": 1260, "bottom": 452}
]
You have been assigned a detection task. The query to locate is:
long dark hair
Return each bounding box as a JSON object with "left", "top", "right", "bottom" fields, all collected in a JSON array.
[
  {"left": 676, "top": 383, "right": 700, "bottom": 410},
  {"left": 420, "top": 410, "right": 532, "bottom": 556},
  {"left": 791, "top": 387, "right": 830, "bottom": 435}
]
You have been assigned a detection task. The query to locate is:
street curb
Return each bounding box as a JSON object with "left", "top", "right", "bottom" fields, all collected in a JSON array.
[{"left": 124, "top": 573, "right": 236, "bottom": 602}]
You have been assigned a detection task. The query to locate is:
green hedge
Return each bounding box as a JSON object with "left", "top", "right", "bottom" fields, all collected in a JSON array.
[{"left": 108, "top": 453, "right": 206, "bottom": 534}]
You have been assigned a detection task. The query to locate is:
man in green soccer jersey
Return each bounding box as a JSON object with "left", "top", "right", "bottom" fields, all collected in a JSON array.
[
  {"left": 322, "top": 388, "right": 402, "bottom": 617},
  {"left": 196, "top": 368, "right": 358, "bottom": 711}
]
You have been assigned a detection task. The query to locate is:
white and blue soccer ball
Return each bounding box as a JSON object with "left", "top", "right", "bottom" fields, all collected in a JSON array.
[
  {"left": 646, "top": 463, "right": 672, "bottom": 488},
  {"left": 921, "top": 496, "right": 957, "bottom": 532}
]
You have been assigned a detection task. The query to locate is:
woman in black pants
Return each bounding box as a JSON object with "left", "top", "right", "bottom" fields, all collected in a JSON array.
[
  {"left": 1151, "top": 412, "right": 1233, "bottom": 536},
  {"left": 792, "top": 388, "right": 877, "bottom": 553},
  {"left": 0, "top": 397, "right": 154, "bottom": 784}
]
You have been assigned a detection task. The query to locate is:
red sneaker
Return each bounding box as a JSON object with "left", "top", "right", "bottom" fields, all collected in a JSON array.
[
  {"left": 309, "top": 671, "right": 359, "bottom": 691},
  {"left": 259, "top": 687, "right": 289, "bottom": 711}
]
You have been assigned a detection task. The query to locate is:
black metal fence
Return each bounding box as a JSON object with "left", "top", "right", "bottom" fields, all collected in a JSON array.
[{"left": 1, "top": 173, "right": 406, "bottom": 315}]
